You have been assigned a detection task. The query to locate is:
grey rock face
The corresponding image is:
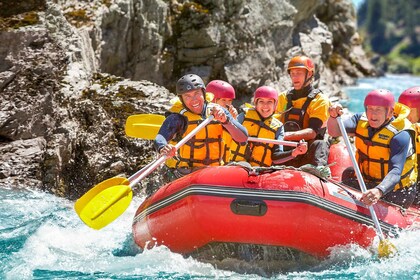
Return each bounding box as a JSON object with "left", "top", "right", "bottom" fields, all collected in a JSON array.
[
  {"left": 95, "top": 0, "right": 373, "bottom": 96},
  {"left": 0, "top": 0, "right": 373, "bottom": 198}
]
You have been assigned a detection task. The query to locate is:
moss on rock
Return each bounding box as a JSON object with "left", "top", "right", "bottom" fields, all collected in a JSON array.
[
  {"left": 64, "top": 8, "right": 91, "bottom": 28},
  {"left": 0, "top": 11, "right": 40, "bottom": 30}
]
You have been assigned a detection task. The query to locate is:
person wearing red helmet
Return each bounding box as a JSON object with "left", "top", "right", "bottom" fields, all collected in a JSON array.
[
  {"left": 206, "top": 80, "right": 239, "bottom": 163},
  {"left": 276, "top": 55, "right": 331, "bottom": 168},
  {"left": 398, "top": 86, "right": 420, "bottom": 205},
  {"left": 155, "top": 74, "right": 248, "bottom": 183},
  {"left": 230, "top": 86, "right": 307, "bottom": 167},
  {"left": 398, "top": 86, "right": 420, "bottom": 124},
  {"left": 207, "top": 80, "right": 238, "bottom": 119},
  {"left": 328, "top": 89, "right": 417, "bottom": 208}
]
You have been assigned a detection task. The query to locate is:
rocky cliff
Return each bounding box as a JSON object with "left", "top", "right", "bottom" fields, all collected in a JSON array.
[{"left": 0, "top": 0, "right": 374, "bottom": 198}]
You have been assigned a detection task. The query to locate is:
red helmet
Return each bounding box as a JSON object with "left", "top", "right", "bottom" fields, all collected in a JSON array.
[
  {"left": 287, "top": 56, "right": 315, "bottom": 73},
  {"left": 364, "top": 89, "right": 395, "bottom": 108},
  {"left": 206, "top": 80, "right": 235, "bottom": 99},
  {"left": 398, "top": 86, "right": 420, "bottom": 110},
  {"left": 253, "top": 86, "right": 278, "bottom": 105}
]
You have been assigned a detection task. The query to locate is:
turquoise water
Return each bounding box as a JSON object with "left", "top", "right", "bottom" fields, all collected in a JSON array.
[
  {"left": 342, "top": 74, "right": 420, "bottom": 113},
  {"left": 2, "top": 183, "right": 419, "bottom": 279},
  {"left": 2, "top": 75, "right": 420, "bottom": 279}
]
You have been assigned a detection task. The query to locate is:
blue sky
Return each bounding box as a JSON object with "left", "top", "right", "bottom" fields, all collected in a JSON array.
[{"left": 352, "top": 0, "right": 365, "bottom": 9}]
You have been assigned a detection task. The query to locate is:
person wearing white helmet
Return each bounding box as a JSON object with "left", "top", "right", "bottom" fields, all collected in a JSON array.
[
  {"left": 230, "top": 86, "right": 307, "bottom": 167},
  {"left": 328, "top": 89, "right": 417, "bottom": 208},
  {"left": 155, "top": 74, "right": 248, "bottom": 182}
]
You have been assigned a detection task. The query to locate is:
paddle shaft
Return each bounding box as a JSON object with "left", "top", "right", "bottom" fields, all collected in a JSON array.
[
  {"left": 336, "top": 117, "right": 385, "bottom": 241},
  {"left": 126, "top": 114, "right": 299, "bottom": 147},
  {"left": 128, "top": 116, "right": 215, "bottom": 187},
  {"left": 248, "top": 137, "right": 298, "bottom": 147},
  {"left": 126, "top": 125, "right": 297, "bottom": 185}
]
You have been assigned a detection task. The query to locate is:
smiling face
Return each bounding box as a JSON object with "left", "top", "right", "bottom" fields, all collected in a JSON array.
[
  {"left": 289, "top": 68, "right": 312, "bottom": 90},
  {"left": 365, "top": 105, "right": 393, "bottom": 128},
  {"left": 180, "top": 89, "right": 205, "bottom": 114},
  {"left": 255, "top": 97, "right": 276, "bottom": 119}
]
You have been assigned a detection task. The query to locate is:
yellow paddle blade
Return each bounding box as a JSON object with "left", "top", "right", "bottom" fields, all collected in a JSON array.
[
  {"left": 205, "top": 92, "right": 214, "bottom": 102},
  {"left": 378, "top": 239, "right": 397, "bottom": 258},
  {"left": 74, "top": 177, "right": 132, "bottom": 230},
  {"left": 125, "top": 114, "right": 165, "bottom": 140}
]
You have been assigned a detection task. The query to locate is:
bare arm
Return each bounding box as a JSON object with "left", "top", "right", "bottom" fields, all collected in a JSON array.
[
  {"left": 284, "top": 128, "right": 316, "bottom": 141},
  {"left": 327, "top": 117, "right": 341, "bottom": 137}
]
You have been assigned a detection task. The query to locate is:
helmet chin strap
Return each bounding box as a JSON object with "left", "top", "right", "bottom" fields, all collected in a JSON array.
[
  {"left": 303, "top": 70, "right": 313, "bottom": 87},
  {"left": 412, "top": 107, "right": 420, "bottom": 122},
  {"left": 386, "top": 107, "right": 395, "bottom": 121}
]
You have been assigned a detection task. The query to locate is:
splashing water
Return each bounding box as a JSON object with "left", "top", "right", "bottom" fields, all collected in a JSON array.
[{"left": 1, "top": 185, "right": 419, "bottom": 279}]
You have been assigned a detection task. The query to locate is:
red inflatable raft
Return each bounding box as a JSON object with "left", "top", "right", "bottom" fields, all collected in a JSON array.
[{"left": 132, "top": 143, "right": 420, "bottom": 259}]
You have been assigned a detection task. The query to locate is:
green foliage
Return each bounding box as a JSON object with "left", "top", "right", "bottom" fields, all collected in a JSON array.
[
  {"left": 387, "top": 56, "right": 411, "bottom": 73},
  {"left": 412, "top": 57, "right": 420, "bottom": 75},
  {"left": 376, "top": 40, "right": 420, "bottom": 74},
  {"left": 358, "top": 0, "right": 420, "bottom": 74}
]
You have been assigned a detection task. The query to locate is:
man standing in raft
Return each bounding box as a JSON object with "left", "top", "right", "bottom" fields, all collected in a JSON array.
[
  {"left": 276, "top": 55, "right": 331, "bottom": 168},
  {"left": 398, "top": 86, "right": 420, "bottom": 205},
  {"left": 328, "top": 89, "right": 417, "bottom": 208},
  {"left": 230, "top": 86, "right": 307, "bottom": 167},
  {"left": 155, "top": 74, "right": 248, "bottom": 181}
]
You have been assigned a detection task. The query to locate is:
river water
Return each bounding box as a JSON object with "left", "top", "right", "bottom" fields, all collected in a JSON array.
[
  {"left": 1, "top": 75, "right": 420, "bottom": 279},
  {"left": 343, "top": 74, "right": 420, "bottom": 113}
]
